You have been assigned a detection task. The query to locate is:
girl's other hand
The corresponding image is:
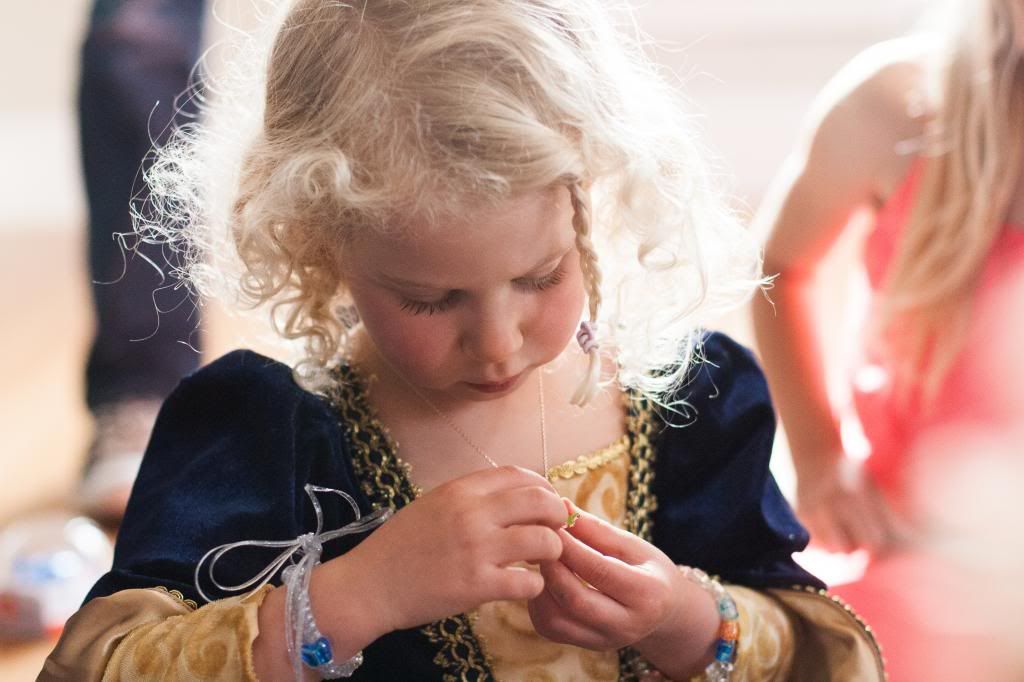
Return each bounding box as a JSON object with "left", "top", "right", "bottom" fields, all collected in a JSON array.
[
  {"left": 340, "top": 465, "right": 566, "bottom": 634},
  {"left": 527, "top": 502, "right": 719, "bottom": 677},
  {"left": 796, "top": 456, "right": 909, "bottom": 554}
]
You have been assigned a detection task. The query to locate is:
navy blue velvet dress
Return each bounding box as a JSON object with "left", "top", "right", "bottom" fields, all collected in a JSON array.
[{"left": 86, "top": 332, "right": 821, "bottom": 680}]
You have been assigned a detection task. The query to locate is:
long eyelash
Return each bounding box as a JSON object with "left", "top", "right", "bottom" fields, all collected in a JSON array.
[
  {"left": 400, "top": 291, "right": 458, "bottom": 315},
  {"left": 401, "top": 266, "right": 565, "bottom": 315},
  {"left": 520, "top": 266, "right": 566, "bottom": 291}
]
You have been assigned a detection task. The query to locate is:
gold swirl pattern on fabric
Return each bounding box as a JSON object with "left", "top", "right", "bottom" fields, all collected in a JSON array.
[
  {"left": 101, "top": 586, "right": 269, "bottom": 681},
  {"left": 728, "top": 585, "right": 796, "bottom": 679},
  {"left": 473, "top": 438, "right": 630, "bottom": 681},
  {"left": 328, "top": 368, "right": 676, "bottom": 682}
]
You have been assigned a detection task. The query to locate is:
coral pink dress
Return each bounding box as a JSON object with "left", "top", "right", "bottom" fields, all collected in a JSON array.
[
  {"left": 851, "top": 159, "right": 1024, "bottom": 504},
  {"left": 835, "top": 159, "right": 1024, "bottom": 680}
]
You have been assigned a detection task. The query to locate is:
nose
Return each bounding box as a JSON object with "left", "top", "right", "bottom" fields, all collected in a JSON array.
[{"left": 461, "top": 306, "right": 524, "bottom": 365}]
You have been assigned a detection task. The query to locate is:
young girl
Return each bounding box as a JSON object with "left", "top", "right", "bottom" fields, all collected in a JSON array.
[
  {"left": 43, "top": 1, "right": 882, "bottom": 679},
  {"left": 753, "top": 0, "right": 1024, "bottom": 677}
]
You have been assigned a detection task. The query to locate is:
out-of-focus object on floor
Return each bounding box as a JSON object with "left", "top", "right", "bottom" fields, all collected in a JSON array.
[{"left": 0, "top": 514, "right": 112, "bottom": 640}]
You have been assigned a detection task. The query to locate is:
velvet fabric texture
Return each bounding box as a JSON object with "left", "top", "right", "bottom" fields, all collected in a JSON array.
[{"left": 85, "top": 332, "right": 822, "bottom": 680}]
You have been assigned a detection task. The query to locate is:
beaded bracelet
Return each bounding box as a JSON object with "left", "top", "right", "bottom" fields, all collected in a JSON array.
[
  {"left": 194, "top": 485, "right": 391, "bottom": 681},
  {"left": 679, "top": 566, "right": 740, "bottom": 682},
  {"left": 633, "top": 566, "right": 741, "bottom": 681},
  {"left": 282, "top": 555, "right": 363, "bottom": 679}
]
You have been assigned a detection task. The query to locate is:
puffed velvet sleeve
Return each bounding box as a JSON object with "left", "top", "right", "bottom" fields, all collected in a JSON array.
[
  {"left": 651, "top": 332, "right": 824, "bottom": 589},
  {"left": 85, "top": 349, "right": 367, "bottom": 605}
]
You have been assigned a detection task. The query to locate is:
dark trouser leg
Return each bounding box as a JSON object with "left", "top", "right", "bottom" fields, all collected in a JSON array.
[{"left": 79, "top": 0, "right": 206, "bottom": 411}]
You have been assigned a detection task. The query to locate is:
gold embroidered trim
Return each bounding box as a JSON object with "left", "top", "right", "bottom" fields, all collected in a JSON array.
[
  {"left": 422, "top": 612, "right": 492, "bottom": 682},
  {"left": 618, "top": 393, "right": 661, "bottom": 680},
  {"left": 326, "top": 363, "right": 491, "bottom": 680},
  {"left": 546, "top": 434, "right": 630, "bottom": 481},
  {"left": 621, "top": 394, "right": 659, "bottom": 543},
  {"left": 153, "top": 586, "right": 198, "bottom": 611},
  {"left": 328, "top": 364, "right": 420, "bottom": 509},
  {"left": 787, "top": 585, "right": 888, "bottom": 679},
  {"left": 328, "top": 366, "right": 667, "bottom": 682}
]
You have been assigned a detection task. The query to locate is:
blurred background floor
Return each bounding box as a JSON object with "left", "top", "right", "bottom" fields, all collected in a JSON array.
[{"left": 0, "top": 228, "right": 92, "bottom": 677}]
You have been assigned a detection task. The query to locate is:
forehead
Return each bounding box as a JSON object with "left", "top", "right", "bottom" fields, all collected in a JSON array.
[{"left": 350, "top": 188, "right": 576, "bottom": 286}]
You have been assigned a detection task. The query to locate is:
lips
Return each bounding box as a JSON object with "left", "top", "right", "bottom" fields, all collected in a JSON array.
[{"left": 464, "top": 372, "right": 523, "bottom": 393}]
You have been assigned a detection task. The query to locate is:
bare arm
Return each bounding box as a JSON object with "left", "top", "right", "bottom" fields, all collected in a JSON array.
[
  {"left": 253, "top": 554, "right": 387, "bottom": 680},
  {"left": 752, "top": 40, "right": 926, "bottom": 550}
]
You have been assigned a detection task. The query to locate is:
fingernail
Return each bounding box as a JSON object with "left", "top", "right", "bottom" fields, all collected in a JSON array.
[{"left": 561, "top": 498, "right": 580, "bottom": 529}]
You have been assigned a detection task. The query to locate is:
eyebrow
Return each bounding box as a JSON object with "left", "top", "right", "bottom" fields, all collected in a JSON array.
[{"left": 381, "top": 246, "right": 572, "bottom": 290}]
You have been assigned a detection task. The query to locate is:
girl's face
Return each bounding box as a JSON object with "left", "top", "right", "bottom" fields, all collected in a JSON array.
[
  {"left": 1010, "top": 0, "right": 1024, "bottom": 50},
  {"left": 344, "top": 186, "right": 586, "bottom": 403}
]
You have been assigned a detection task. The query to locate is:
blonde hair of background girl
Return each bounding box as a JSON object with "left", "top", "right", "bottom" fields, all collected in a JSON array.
[
  {"left": 139, "top": 0, "right": 763, "bottom": 406},
  {"left": 880, "top": 0, "right": 1024, "bottom": 402}
]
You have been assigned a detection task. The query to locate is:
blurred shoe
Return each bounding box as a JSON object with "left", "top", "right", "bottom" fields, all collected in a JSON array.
[
  {"left": 77, "top": 399, "right": 161, "bottom": 525},
  {"left": 0, "top": 513, "right": 113, "bottom": 640}
]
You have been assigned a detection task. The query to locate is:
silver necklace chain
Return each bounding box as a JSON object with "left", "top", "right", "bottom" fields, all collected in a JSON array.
[{"left": 405, "top": 371, "right": 550, "bottom": 477}]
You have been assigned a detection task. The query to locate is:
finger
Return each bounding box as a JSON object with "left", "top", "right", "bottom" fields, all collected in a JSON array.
[
  {"left": 830, "top": 492, "right": 884, "bottom": 552},
  {"left": 831, "top": 505, "right": 868, "bottom": 554},
  {"left": 527, "top": 595, "right": 609, "bottom": 649},
  {"left": 804, "top": 509, "right": 850, "bottom": 552},
  {"left": 490, "top": 564, "right": 545, "bottom": 601},
  {"left": 562, "top": 500, "right": 644, "bottom": 563},
  {"left": 538, "top": 556, "right": 627, "bottom": 624},
  {"left": 488, "top": 485, "right": 567, "bottom": 530},
  {"left": 863, "top": 480, "right": 913, "bottom": 548},
  {"left": 495, "top": 525, "right": 563, "bottom": 565},
  {"left": 557, "top": 528, "right": 644, "bottom": 604},
  {"left": 458, "top": 465, "right": 558, "bottom": 495}
]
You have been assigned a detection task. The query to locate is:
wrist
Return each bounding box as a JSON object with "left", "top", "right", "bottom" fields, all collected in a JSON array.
[
  {"left": 792, "top": 446, "right": 845, "bottom": 480},
  {"left": 312, "top": 550, "right": 391, "bottom": 651},
  {"left": 633, "top": 568, "right": 719, "bottom": 678}
]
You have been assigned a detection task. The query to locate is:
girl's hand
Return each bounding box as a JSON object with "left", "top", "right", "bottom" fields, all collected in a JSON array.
[
  {"left": 339, "top": 465, "right": 566, "bottom": 635},
  {"left": 527, "top": 502, "right": 719, "bottom": 677},
  {"left": 796, "top": 456, "right": 910, "bottom": 554}
]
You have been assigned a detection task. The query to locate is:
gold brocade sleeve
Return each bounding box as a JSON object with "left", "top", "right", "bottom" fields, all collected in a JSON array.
[
  {"left": 765, "top": 587, "right": 886, "bottom": 681},
  {"left": 682, "top": 586, "right": 884, "bottom": 682},
  {"left": 39, "top": 585, "right": 272, "bottom": 682},
  {"left": 726, "top": 586, "right": 796, "bottom": 681}
]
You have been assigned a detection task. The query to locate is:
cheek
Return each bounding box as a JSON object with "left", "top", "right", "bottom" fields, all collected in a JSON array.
[
  {"left": 532, "top": 269, "right": 587, "bottom": 357},
  {"left": 1015, "top": 7, "right": 1024, "bottom": 51},
  {"left": 352, "top": 290, "right": 456, "bottom": 380}
]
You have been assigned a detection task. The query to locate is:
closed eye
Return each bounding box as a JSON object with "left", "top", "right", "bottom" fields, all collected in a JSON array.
[
  {"left": 398, "top": 264, "right": 566, "bottom": 316},
  {"left": 399, "top": 290, "right": 461, "bottom": 316},
  {"left": 515, "top": 264, "right": 566, "bottom": 292}
]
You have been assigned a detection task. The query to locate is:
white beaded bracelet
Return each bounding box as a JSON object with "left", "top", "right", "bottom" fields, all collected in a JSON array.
[
  {"left": 194, "top": 485, "right": 391, "bottom": 682},
  {"left": 282, "top": 543, "right": 362, "bottom": 679}
]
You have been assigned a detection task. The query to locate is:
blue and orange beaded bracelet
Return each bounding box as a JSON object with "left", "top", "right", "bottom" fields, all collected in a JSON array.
[
  {"left": 679, "top": 565, "right": 740, "bottom": 681},
  {"left": 633, "top": 565, "right": 740, "bottom": 681}
]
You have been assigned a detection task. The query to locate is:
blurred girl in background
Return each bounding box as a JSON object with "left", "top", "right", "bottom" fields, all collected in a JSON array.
[{"left": 754, "top": 0, "right": 1024, "bottom": 677}]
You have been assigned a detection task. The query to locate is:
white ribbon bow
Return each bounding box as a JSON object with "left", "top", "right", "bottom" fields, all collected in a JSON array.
[{"left": 194, "top": 484, "right": 392, "bottom": 603}]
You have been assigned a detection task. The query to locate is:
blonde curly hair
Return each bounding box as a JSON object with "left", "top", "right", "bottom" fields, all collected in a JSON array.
[
  {"left": 139, "top": 0, "right": 763, "bottom": 404},
  {"left": 880, "top": 0, "right": 1024, "bottom": 402}
]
